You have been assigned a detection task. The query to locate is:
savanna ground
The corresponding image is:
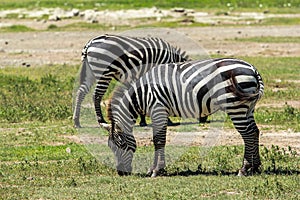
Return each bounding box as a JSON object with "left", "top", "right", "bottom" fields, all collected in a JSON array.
[{"left": 0, "top": 1, "right": 300, "bottom": 199}]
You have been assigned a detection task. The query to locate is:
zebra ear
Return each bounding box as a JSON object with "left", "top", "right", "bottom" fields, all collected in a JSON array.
[{"left": 100, "top": 123, "right": 111, "bottom": 132}]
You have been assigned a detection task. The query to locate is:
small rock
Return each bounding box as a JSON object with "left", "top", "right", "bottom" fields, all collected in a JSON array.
[
  {"left": 181, "top": 18, "right": 194, "bottom": 23},
  {"left": 172, "top": 8, "right": 185, "bottom": 13},
  {"left": 89, "top": 19, "right": 98, "bottom": 23},
  {"left": 72, "top": 9, "right": 80, "bottom": 17},
  {"left": 49, "top": 15, "right": 61, "bottom": 21}
]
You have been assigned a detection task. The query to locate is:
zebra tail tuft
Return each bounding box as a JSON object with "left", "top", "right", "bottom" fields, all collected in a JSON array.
[
  {"left": 81, "top": 42, "right": 90, "bottom": 62},
  {"left": 228, "top": 71, "right": 263, "bottom": 102}
]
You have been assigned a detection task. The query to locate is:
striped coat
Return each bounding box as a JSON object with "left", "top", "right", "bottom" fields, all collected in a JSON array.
[
  {"left": 73, "top": 34, "right": 188, "bottom": 127},
  {"left": 102, "top": 58, "right": 264, "bottom": 177}
]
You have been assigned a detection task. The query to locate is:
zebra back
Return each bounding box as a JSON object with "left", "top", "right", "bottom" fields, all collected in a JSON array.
[
  {"left": 82, "top": 34, "right": 189, "bottom": 81},
  {"left": 108, "top": 58, "right": 264, "bottom": 124}
]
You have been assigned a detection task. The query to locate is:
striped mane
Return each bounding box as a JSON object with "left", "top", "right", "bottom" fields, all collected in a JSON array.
[{"left": 106, "top": 82, "right": 132, "bottom": 123}]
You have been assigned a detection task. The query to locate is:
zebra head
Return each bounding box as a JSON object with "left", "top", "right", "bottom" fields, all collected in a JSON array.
[{"left": 101, "top": 122, "right": 135, "bottom": 175}]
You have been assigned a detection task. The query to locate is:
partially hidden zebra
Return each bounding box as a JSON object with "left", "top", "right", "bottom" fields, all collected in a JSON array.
[
  {"left": 100, "top": 58, "right": 264, "bottom": 177},
  {"left": 73, "top": 34, "right": 189, "bottom": 128}
]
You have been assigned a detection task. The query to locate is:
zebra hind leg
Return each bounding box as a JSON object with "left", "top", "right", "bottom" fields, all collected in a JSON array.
[
  {"left": 139, "top": 114, "right": 147, "bottom": 127},
  {"left": 73, "top": 88, "right": 88, "bottom": 128},
  {"left": 237, "top": 130, "right": 262, "bottom": 176},
  {"left": 228, "top": 111, "right": 261, "bottom": 176}
]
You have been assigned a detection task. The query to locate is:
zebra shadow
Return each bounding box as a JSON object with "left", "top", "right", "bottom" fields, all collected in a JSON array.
[
  {"left": 135, "top": 168, "right": 300, "bottom": 177},
  {"left": 132, "top": 119, "right": 225, "bottom": 128}
]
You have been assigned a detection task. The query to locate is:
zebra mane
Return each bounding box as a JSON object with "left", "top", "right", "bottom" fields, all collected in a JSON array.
[
  {"left": 107, "top": 81, "right": 132, "bottom": 124},
  {"left": 174, "top": 46, "right": 189, "bottom": 61}
]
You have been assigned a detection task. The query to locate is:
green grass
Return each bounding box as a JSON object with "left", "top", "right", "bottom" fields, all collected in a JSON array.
[
  {"left": 0, "top": 25, "right": 35, "bottom": 32},
  {"left": 261, "top": 17, "right": 300, "bottom": 25},
  {"left": 233, "top": 36, "right": 300, "bottom": 43},
  {"left": 1, "top": 127, "right": 299, "bottom": 199},
  {"left": 0, "top": 65, "right": 78, "bottom": 123},
  {"left": 1, "top": 0, "right": 299, "bottom": 10}
]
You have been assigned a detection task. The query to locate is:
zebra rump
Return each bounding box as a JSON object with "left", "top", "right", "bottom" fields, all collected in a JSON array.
[
  {"left": 73, "top": 34, "right": 188, "bottom": 128},
  {"left": 102, "top": 58, "right": 264, "bottom": 177}
]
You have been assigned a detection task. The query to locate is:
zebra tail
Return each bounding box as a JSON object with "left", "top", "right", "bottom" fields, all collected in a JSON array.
[{"left": 228, "top": 70, "right": 264, "bottom": 102}]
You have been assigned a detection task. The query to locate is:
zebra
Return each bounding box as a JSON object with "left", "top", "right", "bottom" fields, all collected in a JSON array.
[
  {"left": 100, "top": 58, "right": 264, "bottom": 177},
  {"left": 73, "top": 34, "right": 189, "bottom": 128}
]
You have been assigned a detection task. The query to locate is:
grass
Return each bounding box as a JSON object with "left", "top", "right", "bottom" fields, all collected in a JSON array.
[
  {"left": 0, "top": 25, "right": 35, "bottom": 32},
  {"left": 261, "top": 17, "right": 300, "bottom": 25},
  {"left": 1, "top": 123, "right": 299, "bottom": 199},
  {"left": 233, "top": 36, "right": 300, "bottom": 43},
  {"left": 0, "top": 0, "right": 299, "bottom": 10},
  {"left": 0, "top": 64, "right": 78, "bottom": 123}
]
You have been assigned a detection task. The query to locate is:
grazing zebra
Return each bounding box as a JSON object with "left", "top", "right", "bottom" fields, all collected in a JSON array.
[
  {"left": 73, "top": 34, "right": 188, "bottom": 128},
  {"left": 101, "top": 58, "right": 264, "bottom": 177}
]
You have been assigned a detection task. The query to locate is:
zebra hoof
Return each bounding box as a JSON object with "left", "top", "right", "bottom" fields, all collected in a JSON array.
[
  {"left": 139, "top": 122, "right": 147, "bottom": 127},
  {"left": 98, "top": 119, "right": 107, "bottom": 124},
  {"left": 73, "top": 118, "right": 81, "bottom": 128},
  {"left": 74, "top": 122, "right": 81, "bottom": 128},
  {"left": 199, "top": 116, "right": 208, "bottom": 123},
  {"left": 151, "top": 171, "right": 158, "bottom": 178},
  {"left": 147, "top": 168, "right": 166, "bottom": 177},
  {"left": 237, "top": 169, "right": 247, "bottom": 176},
  {"left": 167, "top": 118, "right": 180, "bottom": 126}
]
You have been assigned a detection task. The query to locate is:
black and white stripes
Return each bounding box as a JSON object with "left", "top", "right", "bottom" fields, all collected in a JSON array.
[
  {"left": 73, "top": 34, "right": 188, "bottom": 127},
  {"left": 103, "top": 58, "right": 264, "bottom": 177}
]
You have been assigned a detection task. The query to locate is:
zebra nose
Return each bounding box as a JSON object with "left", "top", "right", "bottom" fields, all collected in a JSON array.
[{"left": 117, "top": 163, "right": 132, "bottom": 176}]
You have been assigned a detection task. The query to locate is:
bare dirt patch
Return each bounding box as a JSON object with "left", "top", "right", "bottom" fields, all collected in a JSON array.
[{"left": 1, "top": 25, "right": 299, "bottom": 68}]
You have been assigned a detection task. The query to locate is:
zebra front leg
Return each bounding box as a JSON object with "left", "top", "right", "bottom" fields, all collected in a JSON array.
[
  {"left": 93, "top": 77, "right": 112, "bottom": 124},
  {"left": 147, "top": 106, "right": 168, "bottom": 177},
  {"left": 147, "top": 148, "right": 166, "bottom": 177}
]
